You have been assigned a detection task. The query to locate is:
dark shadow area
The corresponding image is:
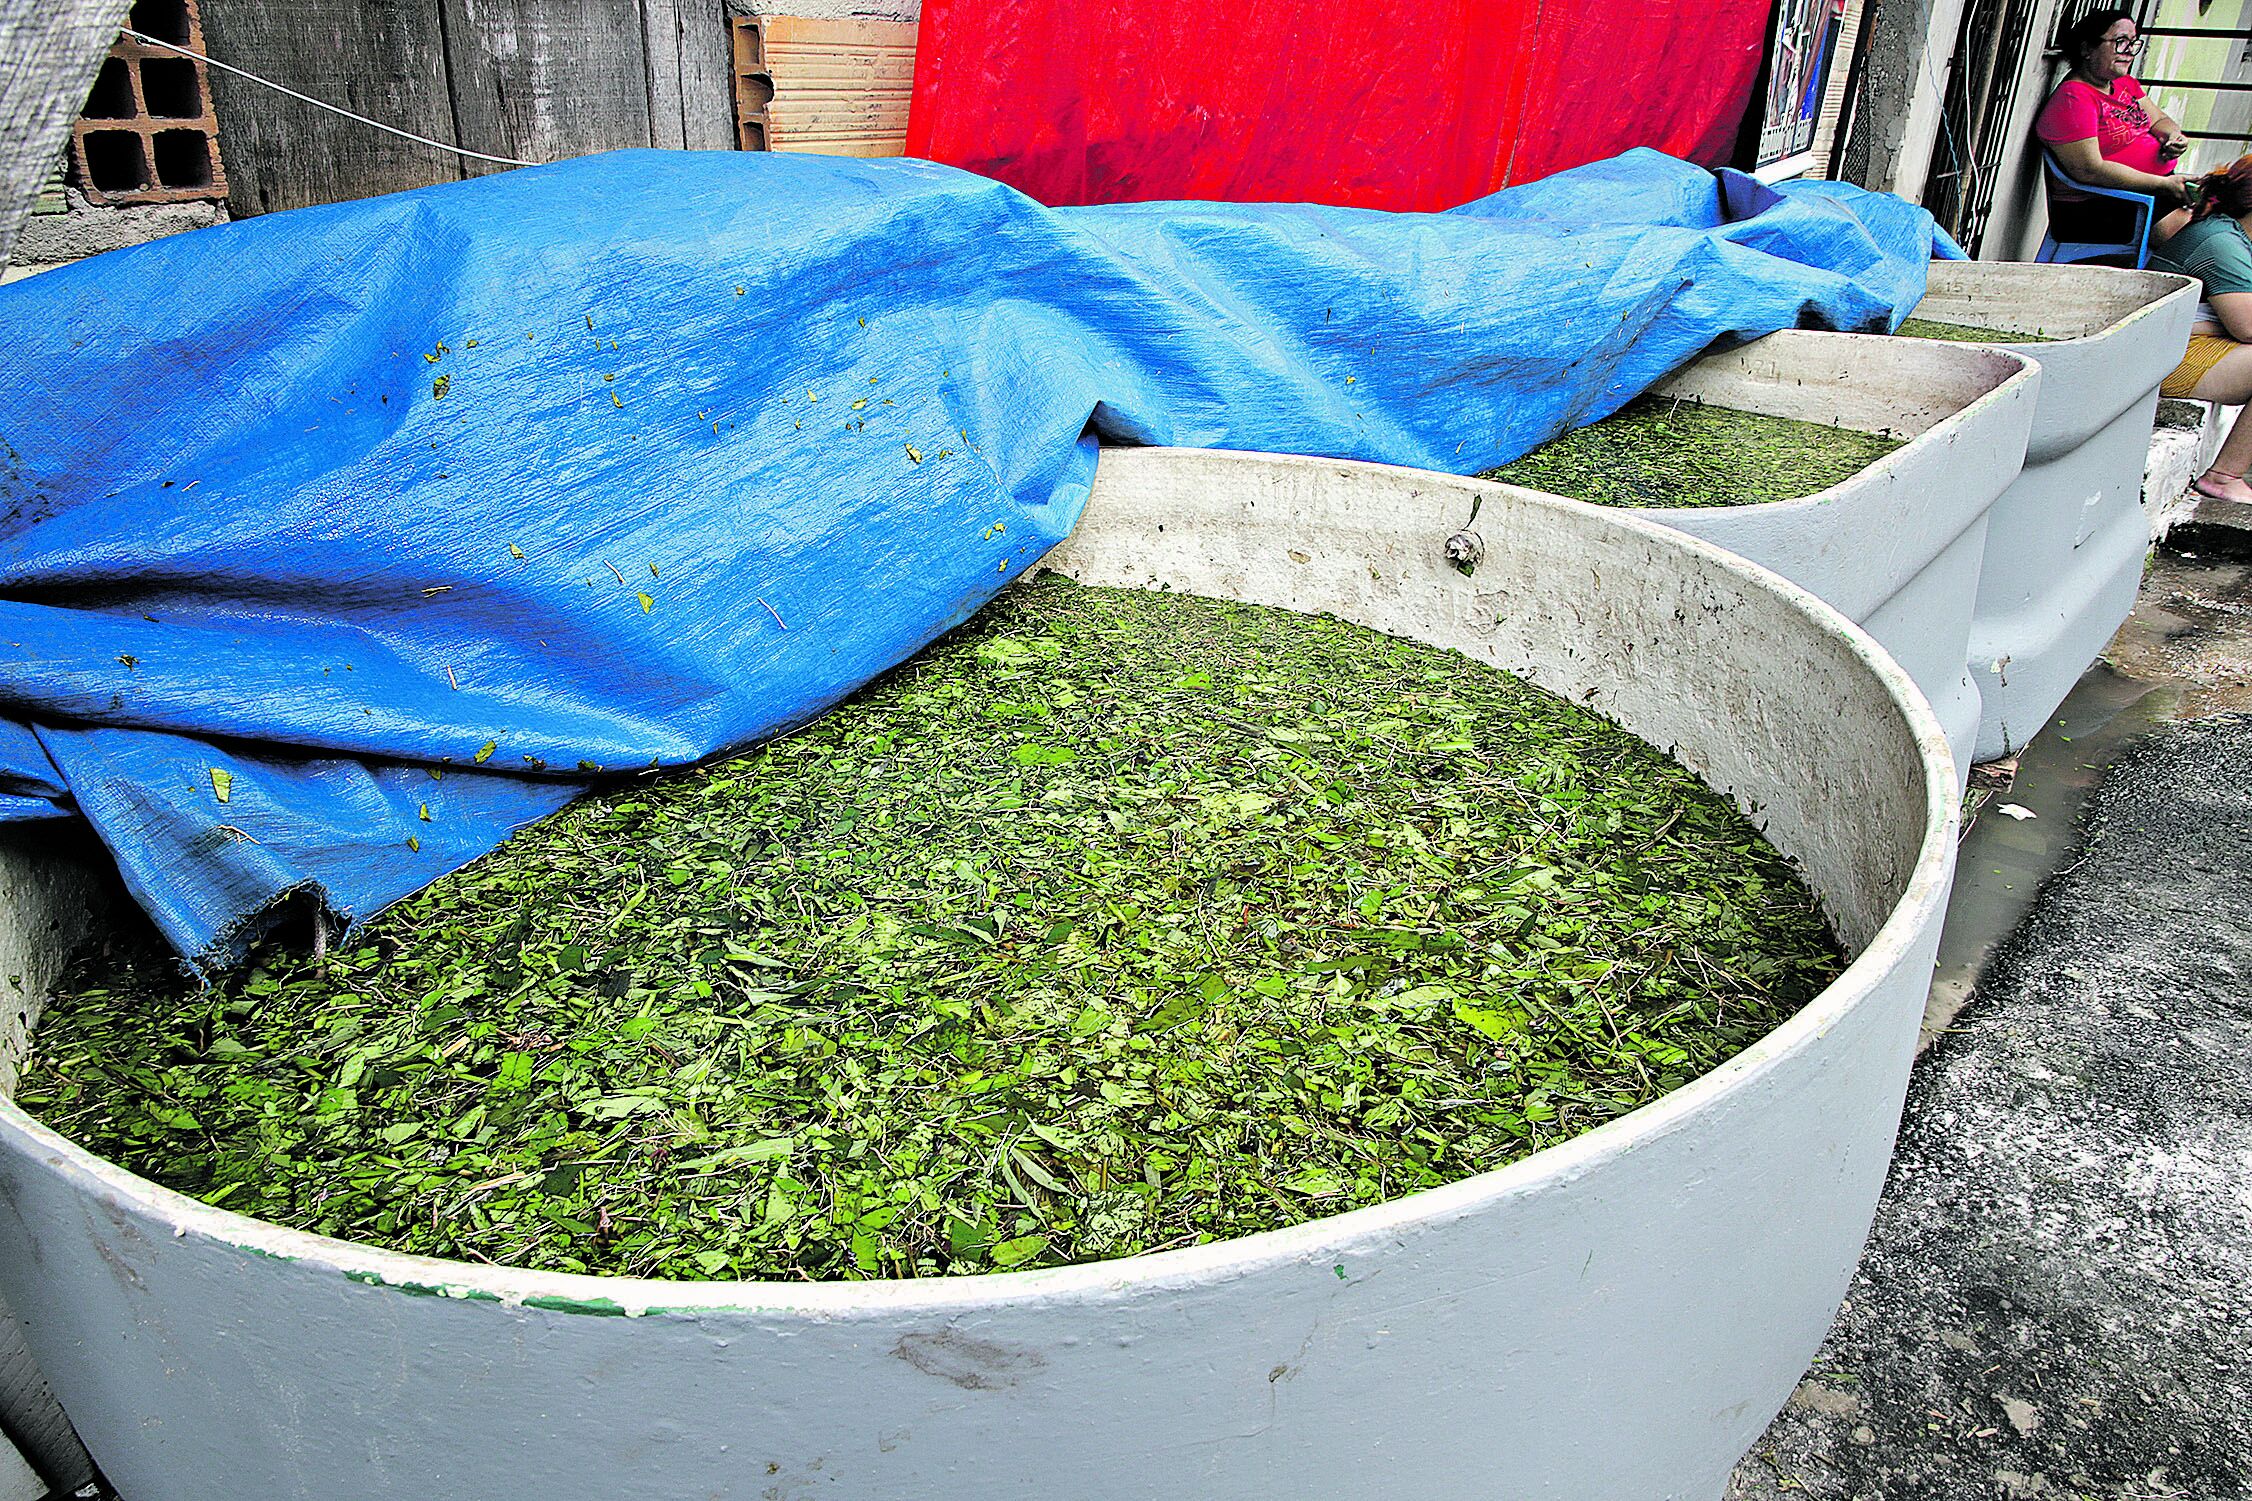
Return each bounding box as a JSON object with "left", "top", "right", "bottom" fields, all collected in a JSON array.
[
  {"left": 151, "top": 130, "right": 212, "bottom": 190},
  {"left": 81, "top": 58, "right": 135, "bottom": 120},
  {"left": 126, "top": 0, "right": 190, "bottom": 46},
  {"left": 80, "top": 132, "right": 148, "bottom": 196},
  {"left": 138, "top": 58, "right": 200, "bottom": 119}
]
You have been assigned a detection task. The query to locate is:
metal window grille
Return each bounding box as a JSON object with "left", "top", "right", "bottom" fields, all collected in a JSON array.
[
  {"left": 2047, "top": 0, "right": 2157, "bottom": 55},
  {"left": 1922, "top": 0, "right": 2044, "bottom": 254}
]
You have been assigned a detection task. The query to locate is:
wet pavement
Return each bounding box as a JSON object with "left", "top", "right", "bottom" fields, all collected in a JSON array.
[
  {"left": 1920, "top": 543, "right": 2252, "bottom": 1047},
  {"left": 1727, "top": 530, "right": 2252, "bottom": 1501}
]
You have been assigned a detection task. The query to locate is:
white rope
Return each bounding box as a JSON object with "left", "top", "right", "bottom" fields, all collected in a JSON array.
[{"left": 121, "top": 27, "right": 539, "bottom": 168}]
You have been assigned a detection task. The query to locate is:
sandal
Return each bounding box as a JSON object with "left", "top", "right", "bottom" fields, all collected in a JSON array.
[{"left": 2191, "top": 469, "right": 2252, "bottom": 503}]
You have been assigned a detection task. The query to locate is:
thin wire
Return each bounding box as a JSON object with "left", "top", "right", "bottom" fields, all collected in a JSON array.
[{"left": 120, "top": 28, "right": 539, "bottom": 168}]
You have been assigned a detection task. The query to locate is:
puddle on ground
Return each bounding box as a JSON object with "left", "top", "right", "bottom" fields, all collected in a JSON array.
[
  {"left": 2102, "top": 551, "right": 2252, "bottom": 718},
  {"left": 1922, "top": 549, "right": 2252, "bottom": 1045}
]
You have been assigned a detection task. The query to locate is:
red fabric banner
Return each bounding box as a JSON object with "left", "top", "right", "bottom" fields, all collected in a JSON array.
[{"left": 906, "top": 0, "right": 1774, "bottom": 211}]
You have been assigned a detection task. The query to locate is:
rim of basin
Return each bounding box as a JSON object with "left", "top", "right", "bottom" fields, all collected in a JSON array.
[
  {"left": 0, "top": 463, "right": 1960, "bottom": 1319},
  {"left": 1918, "top": 261, "right": 2198, "bottom": 345},
  {"left": 1480, "top": 330, "right": 2038, "bottom": 521}
]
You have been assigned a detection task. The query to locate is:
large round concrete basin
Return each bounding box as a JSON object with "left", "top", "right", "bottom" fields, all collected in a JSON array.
[{"left": 0, "top": 449, "right": 1956, "bottom": 1501}]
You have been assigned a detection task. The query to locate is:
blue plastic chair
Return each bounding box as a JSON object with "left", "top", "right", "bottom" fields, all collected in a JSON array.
[{"left": 2035, "top": 148, "right": 2158, "bottom": 268}]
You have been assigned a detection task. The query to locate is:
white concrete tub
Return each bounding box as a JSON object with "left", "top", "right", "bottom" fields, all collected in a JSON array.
[
  {"left": 1483, "top": 330, "right": 2037, "bottom": 787},
  {"left": 0, "top": 449, "right": 1957, "bottom": 1501},
  {"left": 1907, "top": 262, "right": 2197, "bottom": 761}
]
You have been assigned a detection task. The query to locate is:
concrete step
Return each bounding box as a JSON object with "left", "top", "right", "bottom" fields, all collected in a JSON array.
[{"left": 2161, "top": 494, "right": 2252, "bottom": 562}]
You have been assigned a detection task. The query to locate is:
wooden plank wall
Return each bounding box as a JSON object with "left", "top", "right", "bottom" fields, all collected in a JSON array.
[
  {"left": 200, "top": 0, "right": 460, "bottom": 215},
  {"left": 202, "top": 0, "right": 735, "bottom": 215},
  {"left": 646, "top": 0, "right": 740, "bottom": 150},
  {"left": 444, "top": 0, "right": 653, "bottom": 176}
]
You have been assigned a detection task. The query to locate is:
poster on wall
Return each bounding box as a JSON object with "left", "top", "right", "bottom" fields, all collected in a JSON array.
[{"left": 1755, "top": 0, "right": 1850, "bottom": 177}]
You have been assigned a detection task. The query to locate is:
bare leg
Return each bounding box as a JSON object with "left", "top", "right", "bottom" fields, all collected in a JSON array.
[{"left": 2187, "top": 342, "right": 2252, "bottom": 503}]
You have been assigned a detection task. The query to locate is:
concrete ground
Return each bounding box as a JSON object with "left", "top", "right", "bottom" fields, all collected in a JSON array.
[{"left": 1727, "top": 516, "right": 2252, "bottom": 1501}]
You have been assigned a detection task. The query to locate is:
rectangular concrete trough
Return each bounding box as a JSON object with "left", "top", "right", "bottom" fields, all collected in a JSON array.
[
  {"left": 1906, "top": 262, "right": 2198, "bottom": 761},
  {"left": 1476, "top": 329, "right": 2039, "bottom": 788}
]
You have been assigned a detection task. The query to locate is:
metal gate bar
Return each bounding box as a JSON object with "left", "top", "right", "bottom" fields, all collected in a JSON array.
[{"left": 1924, "top": 0, "right": 2042, "bottom": 254}]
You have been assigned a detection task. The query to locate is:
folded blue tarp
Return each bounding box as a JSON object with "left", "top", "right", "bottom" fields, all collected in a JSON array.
[{"left": 0, "top": 148, "right": 1960, "bottom": 969}]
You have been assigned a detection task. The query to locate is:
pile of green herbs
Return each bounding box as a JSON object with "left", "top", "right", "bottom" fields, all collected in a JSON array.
[
  {"left": 24, "top": 576, "right": 1844, "bottom": 1282},
  {"left": 1895, "top": 315, "right": 2058, "bottom": 343},
  {"left": 1480, "top": 393, "right": 1904, "bottom": 508}
]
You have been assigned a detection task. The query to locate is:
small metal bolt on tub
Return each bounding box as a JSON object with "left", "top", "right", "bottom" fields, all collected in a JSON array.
[{"left": 0, "top": 449, "right": 1958, "bottom": 1501}]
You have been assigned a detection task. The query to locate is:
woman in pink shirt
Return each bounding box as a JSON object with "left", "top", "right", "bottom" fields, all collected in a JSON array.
[{"left": 2036, "top": 9, "right": 2194, "bottom": 246}]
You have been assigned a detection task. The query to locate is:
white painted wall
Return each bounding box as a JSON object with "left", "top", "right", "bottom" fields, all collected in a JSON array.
[{"left": 1886, "top": 0, "right": 1975, "bottom": 202}]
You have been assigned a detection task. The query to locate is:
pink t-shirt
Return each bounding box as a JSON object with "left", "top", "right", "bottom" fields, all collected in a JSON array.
[{"left": 2037, "top": 77, "right": 2169, "bottom": 197}]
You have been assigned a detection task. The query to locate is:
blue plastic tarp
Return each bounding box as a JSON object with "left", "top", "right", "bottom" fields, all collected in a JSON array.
[{"left": 0, "top": 147, "right": 1960, "bottom": 970}]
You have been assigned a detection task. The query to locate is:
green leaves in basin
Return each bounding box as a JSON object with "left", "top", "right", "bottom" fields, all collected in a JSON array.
[
  {"left": 23, "top": 576, "right": 1844, "bottom": 1281},
  {"left": 1480, "top": 394, "right": 1904, "bottom": 509},
  {"left": 1894, "top": 316, "right": 2058, "bottom": 343}
]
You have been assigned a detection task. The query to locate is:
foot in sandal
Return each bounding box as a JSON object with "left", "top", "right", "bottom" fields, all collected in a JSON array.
[{"left": 2191, "top": 468, "right": 2252, "bottom": 504}]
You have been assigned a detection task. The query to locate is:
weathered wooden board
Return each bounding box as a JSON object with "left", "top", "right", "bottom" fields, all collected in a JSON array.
[
  {"left": 0, "top": 0, "right": 132, "bottom": 264},
  {"left": 201, "top": 0, "right": 462, "bottom": 215},
  {"left": 202, "top": 0, "right": 740, "bottom": 215},
  {"left": 732, "top": 16, "right": 916, "bottom": 156},
  {"left": 643, "top": 0, "right": 691, "bottom": 149},
  {"left": 676, "top": 1, "right": 739, "bottom": 149},
  {"left": 440, "top": 0, "right": 653, "bottom": 176},
  {"left": 642, "top": 0, "right": 738, "bottom": 150}
]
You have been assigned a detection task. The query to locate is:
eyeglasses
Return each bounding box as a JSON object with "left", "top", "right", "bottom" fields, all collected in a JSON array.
[{"left": 2103, "top": 33, "right": 2142, "bottom": 53}]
